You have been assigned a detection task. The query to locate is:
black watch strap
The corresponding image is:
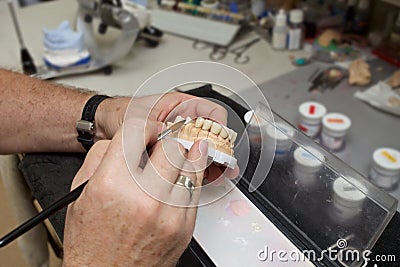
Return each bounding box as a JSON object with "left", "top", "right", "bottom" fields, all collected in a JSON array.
[{"left": 76, "top": 95, "right": 110, "bottom": 151}]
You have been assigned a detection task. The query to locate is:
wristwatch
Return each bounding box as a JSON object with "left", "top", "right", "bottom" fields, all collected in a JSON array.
[{"left": 76, "top": 95, "right": 110, "bottom": 151}]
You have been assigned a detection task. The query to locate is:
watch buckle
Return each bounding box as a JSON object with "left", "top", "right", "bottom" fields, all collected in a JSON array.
[{"left": 76, "top": 120, "right": 94, "bottom": 135}]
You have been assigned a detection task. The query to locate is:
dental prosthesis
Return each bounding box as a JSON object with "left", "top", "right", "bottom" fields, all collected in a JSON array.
[{"left": 166, "top": 116, "right": 237, "bottom": 169}]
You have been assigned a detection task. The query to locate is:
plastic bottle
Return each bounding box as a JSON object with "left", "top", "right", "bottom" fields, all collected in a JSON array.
[
  {"left": 272, "top": 9, "right": 288, "bottom": 50},
  {"left": 353, "top": 0, "right": 370, "bottom": 34},
  {"left": 251, "top": 0, "right": 265, "bottom": 18},
  {"left": 287, "top": 9, "right": 305, "bottom": 50},
  {"left": 344, "top": 0, "right": 356, "bottom": 33}
]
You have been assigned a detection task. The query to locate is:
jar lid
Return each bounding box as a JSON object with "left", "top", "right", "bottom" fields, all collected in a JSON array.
[
  {"left": 299, "top": 101, "right": 327, "bottom": 121},
  {"left": 322, "top": 113, "right": 351, "bottom": 133},
  {"left": 373, "top": 148, "right": 400, "bottom": 171},
  {"left": 333, "top": 177, "right": 366, "bottom": 208},
  {"left": 294, "top": 146, "right": 325, "bottom": 168},
  {"left": 266, "top": 122, "right": 294, "bottom": 141}
]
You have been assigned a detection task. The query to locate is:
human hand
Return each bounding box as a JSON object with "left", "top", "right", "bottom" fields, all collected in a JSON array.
[
  {"left": 125, "top": 92, "right": 239, "bottom": 181},
  {"left": 63, "top": 118, "right": 209, "bottom": 267},
  {"left": 94, "top": 92, "right": 227, "bottom": 140},
  {"left": 94, "top": 97, "right": 131, "bottom": 141}
]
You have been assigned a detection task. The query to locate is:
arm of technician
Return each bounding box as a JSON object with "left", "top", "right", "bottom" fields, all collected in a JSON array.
[{"left": 0, "top": 68, "right": 130, "bottom": 154}]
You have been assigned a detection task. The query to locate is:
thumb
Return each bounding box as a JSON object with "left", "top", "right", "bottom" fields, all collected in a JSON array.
[{"left": 185, "top": 140, "right": 209, "bottom": 187}]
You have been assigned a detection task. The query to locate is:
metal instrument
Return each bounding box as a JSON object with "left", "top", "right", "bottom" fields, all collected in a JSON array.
[
  {"left": 308, "top": 67, "right": 347, "bottom": 92},
  {"left": 157, "top": 119, "right": 190, "bottom": 141},
  {"left": 7, "top": 1, "right": 37, "bottom": 75},
  {"left": 193, "top": 38, "right": 260, "bottom": 64},
  {"left": 229, "top": 38, "right": 260, "bottom": 64}
]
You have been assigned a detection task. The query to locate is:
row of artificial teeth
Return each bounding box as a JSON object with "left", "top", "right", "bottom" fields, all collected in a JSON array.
[{"left": 173, "top": 116, "right": 237, "bottom": 143}]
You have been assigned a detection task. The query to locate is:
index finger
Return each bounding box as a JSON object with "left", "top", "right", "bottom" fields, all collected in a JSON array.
[{"left": 167, "top": 97, "right": 228, "bottom": 125}]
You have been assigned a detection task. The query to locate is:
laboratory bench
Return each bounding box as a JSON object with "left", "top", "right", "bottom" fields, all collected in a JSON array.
[{"left": 0, "top": 0, "right": 400, "bottom": 266}]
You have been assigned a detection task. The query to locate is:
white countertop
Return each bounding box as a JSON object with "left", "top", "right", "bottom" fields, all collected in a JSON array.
[{"left": 0, "top": 0, "right": 310, "bottom": 97}]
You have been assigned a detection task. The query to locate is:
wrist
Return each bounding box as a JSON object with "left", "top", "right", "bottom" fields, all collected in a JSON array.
[
  {"left": 94, "top": 97, "right": 111, "bottom": 142},
  {"left": 76, "top": 95, "right": 111, "bottom": 151},
  {"left": 94, "top": 97, "right": 130, "bottom": 141}
]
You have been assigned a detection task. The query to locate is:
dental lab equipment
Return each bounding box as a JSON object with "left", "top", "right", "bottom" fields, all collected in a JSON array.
[{"left": 7, "top": 1, "right": 37, "bottom": 75}]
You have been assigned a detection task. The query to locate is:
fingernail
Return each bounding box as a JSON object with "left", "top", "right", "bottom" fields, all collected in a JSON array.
[{"left": 199, "top": 140, "right": 209, "bottom": 155}]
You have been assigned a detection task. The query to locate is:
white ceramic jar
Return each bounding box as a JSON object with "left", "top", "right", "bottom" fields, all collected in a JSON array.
[
  {"left": 293, "top": 146, "right": 325, "bottom": 188},
  {"left": 298, "top": 101, "right": 327, "bottom": 138},
  {"left": 321, "top": 113, "right": 351, "bottom": 151},
  {"left": 331, "top": 177, "right": 366, "bottom": 222},
  {"left": 369, "top": 148, "right": 400, "bottom": 190},
  {"left": 266, "top": 122, "right": 295, "bottom": 158}
]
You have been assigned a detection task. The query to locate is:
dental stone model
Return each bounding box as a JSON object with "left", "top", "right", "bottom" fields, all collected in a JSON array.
[
  {"left": 348, "top": 58, "right": 372, "bottom": 86},
  {"left": 387, "top": 69, "right": 400, "bottom": 89},
  {"left": 166, "top": 116, "right": 237, "bottom": 168},
  {"left": 43, "top": 21, "right": 90, "bottom": 69}
]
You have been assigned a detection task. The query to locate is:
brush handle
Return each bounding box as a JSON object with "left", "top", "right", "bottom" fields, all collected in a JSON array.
[{"left": 0, "top": 180, "right": 88, "bottom": 248}]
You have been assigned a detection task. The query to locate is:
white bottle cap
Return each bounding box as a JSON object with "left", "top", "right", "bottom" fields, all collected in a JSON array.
[
  {"left": 322, "top": 113, "right": 351, "bottom": 137},
  {"left": 298, "top": 101, "right": 327, "bottom": 125},
  {"left": 373, "top": 148, "right": 400, "bottom": 173},
  {"left": 276, "top": 9, "right": 287, "bottom": 27},
  {"left": 294, "top": 146, "right": 324, "bottom": 169},
  {"left": 333, "top": 177, "right": 366, "bottom": 208},
  {"left": 290, "top": 9, "right": 303, "bottom": 24}
]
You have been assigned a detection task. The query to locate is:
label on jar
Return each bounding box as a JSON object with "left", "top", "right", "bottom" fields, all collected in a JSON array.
[
  {"left": 298, "top": 123, "right": 320, "bottom": 138},
  {"left": 382, "top": 150, "right": 397, "bottom": 163}
]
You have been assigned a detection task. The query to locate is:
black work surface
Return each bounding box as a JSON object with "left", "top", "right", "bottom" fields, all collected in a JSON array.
[{"left": 19, "top": 82, "right": 400, "bottom": 266}]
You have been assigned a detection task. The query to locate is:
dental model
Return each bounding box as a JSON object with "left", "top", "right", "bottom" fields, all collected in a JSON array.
[
  {"left": 43, "top": 21, "right": 90, "bottom": 69},
  {"left": 387, "top": 69, "right": 400, "bottom": 89},
  {"left": 166, "top": 116, "right": 237, "bottom": 168},
  {"left": 348, "top": 58, "right": 371, "bottom": 86}
]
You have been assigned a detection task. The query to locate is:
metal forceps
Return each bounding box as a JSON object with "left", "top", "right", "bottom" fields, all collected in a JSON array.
[
  {"left": 229, "top": 38, "right": 260, "bottom": 64},
  {"left": 193, "top": 40, "right": 229, "bottom": 61}
]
